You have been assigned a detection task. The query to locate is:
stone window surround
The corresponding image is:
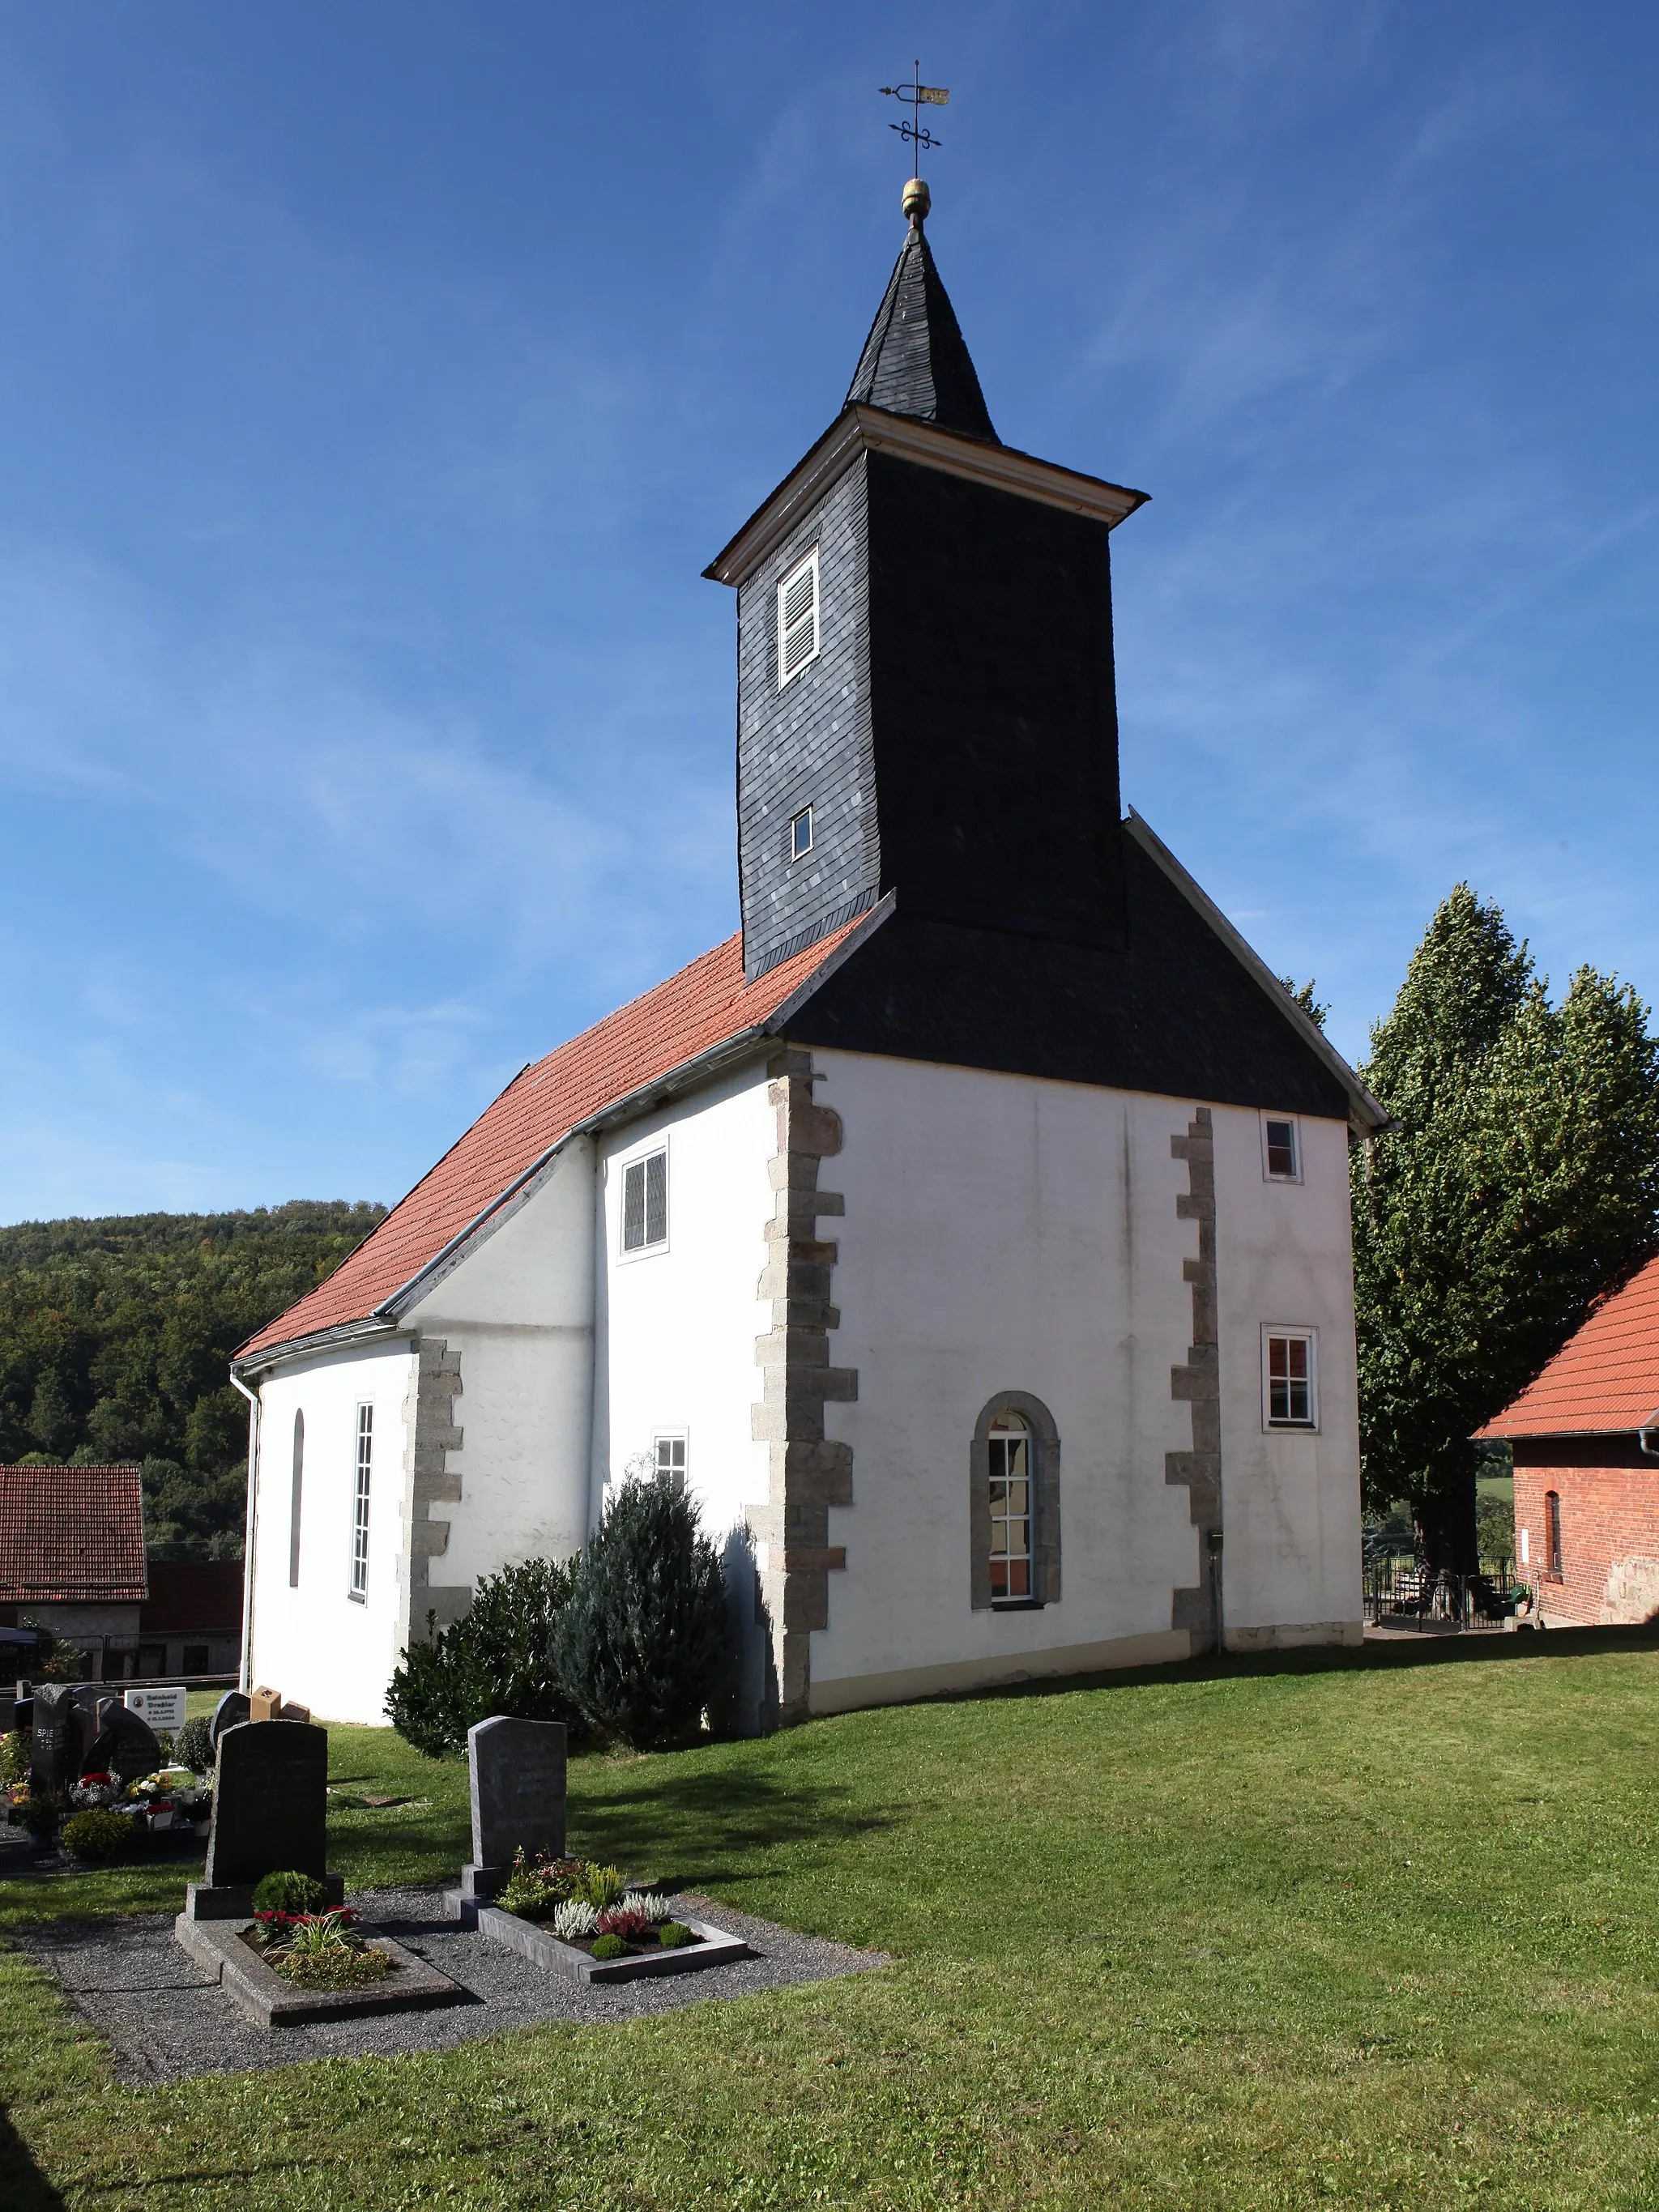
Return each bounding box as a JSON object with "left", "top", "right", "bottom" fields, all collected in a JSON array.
[{"left": 969, "top": 1391, "right": 1061, "bottom": 1612}]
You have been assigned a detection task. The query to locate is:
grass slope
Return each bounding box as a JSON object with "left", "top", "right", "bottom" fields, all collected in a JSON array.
[{"left": 6, "top": 1637, "right": 1659, "bottom": 2207}]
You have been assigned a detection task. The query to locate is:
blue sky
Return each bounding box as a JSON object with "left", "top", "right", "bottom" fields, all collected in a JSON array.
[{"left": 2, "top": 2, "right": 1655, "bottom": 1221}]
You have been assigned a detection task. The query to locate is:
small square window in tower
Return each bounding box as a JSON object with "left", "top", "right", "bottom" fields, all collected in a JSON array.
[
  {"left": 791, "top": 805, "right": 813, "bottom": 861},
  {"left": 776, "top": 548, "right": 820, "bottom": 686},
  {"left": 622, "top": 1149, "right": 668, "bottom": 1253},
  {"left": 1262, "top": 1115, "right": 1300, "bottom": 1180}
]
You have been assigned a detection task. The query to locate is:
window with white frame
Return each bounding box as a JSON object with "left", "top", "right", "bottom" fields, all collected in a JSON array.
[
  {"left": 349, "top": 1402, "right": 373, "bottom": 1597},
  {"left": 622, "top": 1148, "right": 668, "bottom": 1254},
  {"left": 1261, "top": 1113, "right": 1301, "bottom": 1181},
  {"left": 987, "top": 1412, "right": 1034, "bottom": 1602},
  {"left": 777, "top": 548, "right": 820, "bottom": 685},
  {"left": 654, "top": 1434, "right": 687, "bottom": 1493},
  {"left": 791, "top": 805, "right": 813, "bottom": 861},
  {"left": 1263, "top": 1328, "right": 1318, "bottom": 1430}
]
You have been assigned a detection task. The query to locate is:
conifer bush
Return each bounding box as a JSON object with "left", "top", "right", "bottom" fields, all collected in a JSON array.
[
  {"left": 385, "top": 1557, "right": 579, "bottom": 1757},
  {"left": 553, "top": 1473, "right": 729, "bottom": 1750},
  {"left": 173, "top": 1714, "right": 215, "bottom": 1775}
]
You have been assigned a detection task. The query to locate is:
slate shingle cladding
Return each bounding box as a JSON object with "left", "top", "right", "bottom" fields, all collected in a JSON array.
[
  {"left": 737, "top": 458, "right": 881, "bottom": 981},
  {"left": 845, "top": 228, "right": 998, "bottom": 442},
  {"left": 785, "top": 834, "right": 1354, "bottom": 1123}
]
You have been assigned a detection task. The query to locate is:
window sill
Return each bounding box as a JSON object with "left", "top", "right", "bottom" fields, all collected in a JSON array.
[
  {"left": 1265, "top": 1421, "right": 1320, "bottom": 1434},
  {"left": 347, "top": 1590, "right": 366, "bottom": 1605},
  {"left": 991, "top": 1597, "right": 1045, "bottom": 1613}
]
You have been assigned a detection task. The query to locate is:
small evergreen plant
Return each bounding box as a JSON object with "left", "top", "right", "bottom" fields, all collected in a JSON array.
[
  {"left": 553, "top": 1473, "right": 729, "bottom": 1750},
  {"left": 173, "top": 1714, "right": 215, "bottom": 1775},
  {"left": 385, "top": 1557, "right": 579, "bottom": 1757},
  {"left": 251, "top": 1869, "right": 329, "bottom": 1915}
]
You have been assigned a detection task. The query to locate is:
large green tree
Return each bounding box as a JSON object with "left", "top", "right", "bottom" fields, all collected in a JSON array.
[
  {"left": 1353, "top": 886, "right": 1659, "bottom": 1571},
  {"left": 0, "top": 1201, "right": 385, "bottom": 1557}
]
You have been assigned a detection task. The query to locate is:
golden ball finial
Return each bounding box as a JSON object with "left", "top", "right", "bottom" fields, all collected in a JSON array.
[{"left": 902, "top": 176, "right": 930, "bottom": 227}]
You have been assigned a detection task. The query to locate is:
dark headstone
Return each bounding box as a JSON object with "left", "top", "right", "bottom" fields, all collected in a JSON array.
[
  {"left": 210, "top": 1689, "right": 250, "bottom": 1750},
  {"left": 460, "top": 1715, "right": 565, "bottom": 1899},
  {"left": 84, "top": 1707, "right": 162, "bottom": 1784},
  {"left": 29, "top": 1683, "right": 84, "bottom": 1793},
  {"left": 203, "top": 1720, "right": 329, "bottom": 1888}
]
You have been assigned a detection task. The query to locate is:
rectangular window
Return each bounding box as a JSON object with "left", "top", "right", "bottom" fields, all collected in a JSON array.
[
  {"left": 622, "top": 1148, "right": 668, "bottom": 1253},
  {"left": 777, "top": 547, "right": 821, "bottom": 685},
  {"left": 1546, "top": 1490, "right": 1563, "bottom": 1576},
  {"left": 655, "top": 1434, "right": 687, "bottom": 1492},
  {"left": 1264, "top": 1329, "right": 1318, "bottom": 1429},
  {"left": 791, "top": 805, "right": 813, "bottom": 861},
  {"left": 350, "top": 1402, "right": 373, "bottom": 1598},
  {"left": 988, "top": 1418, "right": 1033, "bottom": 1601},
  {"left": 1262, "top": 1114, "right": 1300, "bottom": 1181}
]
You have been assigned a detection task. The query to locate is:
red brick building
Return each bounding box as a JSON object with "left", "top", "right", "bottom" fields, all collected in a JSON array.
[{"left": 1479, "top": 1255, "right": 1659, "bottom": 1626}]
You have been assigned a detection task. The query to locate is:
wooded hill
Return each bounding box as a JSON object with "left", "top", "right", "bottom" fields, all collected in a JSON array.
[{"left": 0, "top": 1202, "right": 386, "bottom": 1558}]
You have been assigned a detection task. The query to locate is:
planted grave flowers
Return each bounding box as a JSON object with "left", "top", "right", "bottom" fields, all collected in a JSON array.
[
  {"left": 496, "top": 1850, "right": 699, "bottom": 1959},
  {"left": 247, "top": 1873, "right": 391, "bottom": 1990}
]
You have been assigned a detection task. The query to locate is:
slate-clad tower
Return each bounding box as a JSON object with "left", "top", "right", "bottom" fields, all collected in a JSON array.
[{"left": 706, "top": 180, "right": 1147, "bottom": 985}]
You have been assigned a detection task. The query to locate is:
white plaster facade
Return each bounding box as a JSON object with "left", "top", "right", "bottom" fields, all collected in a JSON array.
[{"left": 242, "top": 1041, "right": 1362, "bottom": 1727}]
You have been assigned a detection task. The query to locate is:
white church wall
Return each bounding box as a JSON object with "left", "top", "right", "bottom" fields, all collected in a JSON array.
[
  {"left": 405, "top": 1135, "right": 597, "bottom": 1591},
  {"left": 1209, "top": 1103, "right": 1363, "bottom": 1646},
  {"left": 246, "top": 1336, "right": 417, "bottom": 1726},
  {"left": 591, "top": 1055, "right": 776, "bottom": 1711},
  {"left": 806, "top": 1050, "right": 1204, "bottom": 1708}
]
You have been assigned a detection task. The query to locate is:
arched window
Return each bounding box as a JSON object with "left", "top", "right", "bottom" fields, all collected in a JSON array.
[
  {"left": 970, "top": 1393, "right": 1061, "bottom": 1610},
  {"left": 288, "top": 1410, "right": 305, "bottom": 1588},
  {"left": 1546, "top": 1490, "right": 1563, "bottom": 1578}
]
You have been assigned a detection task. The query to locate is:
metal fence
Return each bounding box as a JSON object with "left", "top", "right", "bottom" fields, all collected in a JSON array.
[{"left": 1362, "top": 1548, "right": 1534, "bottom": 1630}]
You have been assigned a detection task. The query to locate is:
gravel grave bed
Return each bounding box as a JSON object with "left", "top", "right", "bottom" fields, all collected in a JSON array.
[{"left": 11, "top": 1882, "right": 888, "bottom": 2082}]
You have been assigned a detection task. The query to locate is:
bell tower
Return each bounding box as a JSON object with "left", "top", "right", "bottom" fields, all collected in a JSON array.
[{"left": 706, "top": 178, "right": 1146, "bottom": 982}]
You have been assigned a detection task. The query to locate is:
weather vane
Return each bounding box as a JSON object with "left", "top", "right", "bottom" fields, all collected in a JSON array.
[{"left": 879, "top": 61, "right": 949, "bottom": 163}]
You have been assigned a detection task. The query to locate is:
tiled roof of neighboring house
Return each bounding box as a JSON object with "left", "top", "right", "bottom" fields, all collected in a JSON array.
[
  {"left": 0, "top": 1464, "right": 148, "bottom": 1604},
  {"left": 139, "top": 1559, "right": 245, "bottom": 1635},
  {"left": 1478, "top": 1252, "right": 1659, "bottom": 1438},
  {"left": 238, "top": 918, "right": 869, "bottom": 1362}
]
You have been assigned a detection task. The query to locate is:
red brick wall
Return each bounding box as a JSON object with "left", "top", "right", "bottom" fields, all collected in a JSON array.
[{"left": 1513, "top": 1460, "right": 1659, "bottom": 1625}]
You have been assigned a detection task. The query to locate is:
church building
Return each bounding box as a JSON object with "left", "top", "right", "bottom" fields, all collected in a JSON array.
[{"left": 234, "top": 180, "right": 1384, "bottom": 1728}]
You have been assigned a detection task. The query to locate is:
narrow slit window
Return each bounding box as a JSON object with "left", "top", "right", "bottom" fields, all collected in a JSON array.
[
  {"left": 1546, "top": 1490, "right": 1563, "bottom": 1576},
  {"left": 1265, "top": 1330, "right": 1317, "bottom": 1428},
  {"left": 791, "top": 805, "right": 813, "bottom": 861},
  {"left": 655, "top": 1434, "right": 687, "bottom": 1492},
  {"left": 777, "top": 548, "right": 821, "bottom": 685},
  {"left": 1264, "top": 1115, "right": 1299, "bottom": 1180},
  {"left": 350, "top": 1402, "right": 373, "bottom": 1597},
  {"left": 288, "top": 1409, "right": 305, "bottom": 1588},
  {"left": 987, "top": 1413, "right": 1033, "bottom": 1602},
  {"left": 622, "top": 1149, "right": 669, "bottom": 1253}
]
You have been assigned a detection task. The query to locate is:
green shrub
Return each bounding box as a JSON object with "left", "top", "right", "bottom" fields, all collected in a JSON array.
[
  {"left": 251, "top": 1869, "right": 329, "bottom": 1915},
  {"left": 590, "top": 1933, "right": 625, "bottom": 1961},
  {"left": 61, "top": 1807, "right": 136, "bottom": 1861},
  {"left": 657, "top": 1920, "right": 693, "bottom": 1949},
  {"left": 498, "top": 1852, "right": 581, "bottom": 1918},
  {"left": 552, "top": 1473, "right": 730, "bottom": 1749},
  {"left": 573, "top": 1861, "right": 625, "bottom": 1910},
  {"left": 0, "top": 1729, "right": 28, "bottom": 1784},
  {"left": 385, "top": 1557, "right": 579, "bottom": 1757},
  {"left": 173, "top": 1714, "right": 215, "bottom": 1775}
]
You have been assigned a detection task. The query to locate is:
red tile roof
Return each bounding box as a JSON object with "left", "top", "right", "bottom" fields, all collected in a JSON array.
[
  {"left": 1478, "top": 1252, "right": 1659, "bottom": 1438},
  {"left": 240, "top": 922, "right": 865, "bottom": 1361},
  {"left": 0, "top": 1464, "right": 148, "bottom": 1604}
]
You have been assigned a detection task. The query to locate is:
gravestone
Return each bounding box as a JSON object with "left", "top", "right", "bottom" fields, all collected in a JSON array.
[
  {"left": 209, "top": 1688, "right": 250, "bottom": 1749},
  {"left": 125, "top": 1684, "right": 186, "bottom": 1734},
  {"left": 459, "top": 1715, "right": 566, "bottom": 1902},
  {"left": 83, "top": 1707, "right": 162, "bottom": 1784},
  {"left": 202, "top": 1720, "right": 330, "bottom": 1892},
  {"left": 249, "top": 1686, "right": 284, "bottom": 1723},
  {"left": 29, "top": 1684, "right": 84, "bottom": 1793}
]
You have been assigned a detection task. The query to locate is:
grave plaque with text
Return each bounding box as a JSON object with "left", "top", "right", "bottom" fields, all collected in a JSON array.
[{"left": 29, "top": 1683, "right": 83, "bottom": 1793}]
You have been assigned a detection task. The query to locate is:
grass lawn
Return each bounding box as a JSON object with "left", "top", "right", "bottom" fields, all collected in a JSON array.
[{"left": 6, "top": 1634, "right": 1659, "bottom": 2207}]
